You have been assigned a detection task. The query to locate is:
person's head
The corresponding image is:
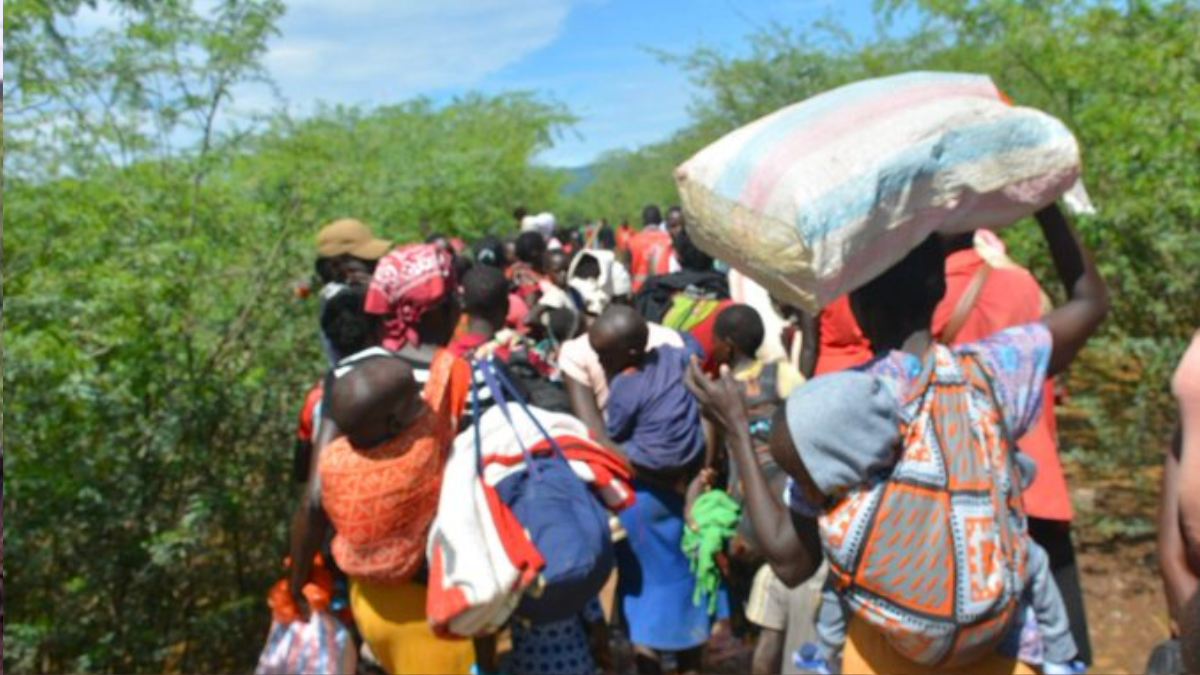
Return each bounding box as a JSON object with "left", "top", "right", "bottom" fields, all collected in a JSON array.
[
  {"left": 596, "top": 224, "right": 616, "bottom": 251},
  {"left": 768, "top": 371, "right": 900, "bottom": 509},
  {"left": 473, "top": 235, "right": 506, "bottom": 269},
  {"left": 642, "top": 204, "right": 662, "bottom": 227},
  {"left": 588, "top": 305, "right": 649, "bottom": 379},
  {"left": 849, "top": 235, "right": 946, "bottom": 353},
  {"left": 672, "top": 226, "right": 714, "bottom": 272},
  {"left": 513, "top": 206, "right": 529, "bottom": 224},
  {"left": 515, "top": 231, "right": 548, "bottom": 271},
  {"left": 545, "top": 306, "right": 581, "bottom": 344},
  {"left": 666, "top": 206, "right": 685, "bottom": 238},
  {"left": 328, "top": 356, "right": 423, "bottom": 448},
  {"left": 545, "top": 249, "right": 570, "bottom": 289},
  {"left": 315, "top": 218, "right": 391, "bottom": 285},
  {"left": 713, "top": 304, "right": 764, "bottom": 367},
  {"left": 573, "top": 253, "right": 602, "bottom": 281},
  {"left": 425, "top": 232, "right": 452, "bottom": 252},
  {"left": 369, "top": 243, "right": 461, "bottom": 348},
  {"left": 461, "top": 265, "right": 510, "bottom": 332},
  {"left": 315, "top": 255, "right": 377, "bottom": 286},
  {"left": 320, "top": 285, "right": 385, "bottom": 357},
  {"left": 503, "top": 237, "right": 518, "bottom": 266}
]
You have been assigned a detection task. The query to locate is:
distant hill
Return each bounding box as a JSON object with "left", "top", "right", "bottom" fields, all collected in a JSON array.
[{"left": 560, "top": 164, "right": 596, "bottom": 195}]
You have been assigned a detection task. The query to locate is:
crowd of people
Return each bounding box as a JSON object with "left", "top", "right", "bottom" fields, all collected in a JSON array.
[{"left": 270, "top": 201, "right": 1200, "bottom": 675}]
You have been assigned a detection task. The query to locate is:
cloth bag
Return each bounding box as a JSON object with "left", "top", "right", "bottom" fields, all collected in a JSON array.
[
  {"left": 476, "top": 359, "right": 617, "bottom": 624},
  {"left": 425, "top": 369, "right": 545, "bottom": 638},
  {"left": 818, "top": 347, "right": 1028, "bottom": 667},
  {"left": 675, "top": 71, "right": 1084, "bottom": 312}
]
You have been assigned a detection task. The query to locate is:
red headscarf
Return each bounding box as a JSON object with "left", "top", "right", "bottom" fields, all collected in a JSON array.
[{"left": 364, "top": 243, "right": 456, "bottom": 350}]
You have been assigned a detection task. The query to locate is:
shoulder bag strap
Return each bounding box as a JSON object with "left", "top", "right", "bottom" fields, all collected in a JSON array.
[{"left": 938, "top": 262, "right": 992, "bottom": 345}]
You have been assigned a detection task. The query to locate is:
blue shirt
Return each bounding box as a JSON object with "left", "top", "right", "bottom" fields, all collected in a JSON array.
[{"left": 606, "top": 334, "right": 705, "bottom": 472}]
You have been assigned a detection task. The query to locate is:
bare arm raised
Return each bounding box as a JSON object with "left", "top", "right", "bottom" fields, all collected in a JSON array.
[{"left": 1035, "top": 203, "right": 1110, "bottom": 376}]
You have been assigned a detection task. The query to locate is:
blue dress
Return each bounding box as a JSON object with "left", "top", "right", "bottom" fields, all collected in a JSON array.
[{"left": 616, "top": 479, "right": 728, "bottom": 651}]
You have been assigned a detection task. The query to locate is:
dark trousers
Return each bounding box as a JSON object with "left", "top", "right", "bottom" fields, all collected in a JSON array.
[{"left": 1029, "top": 517, "right": 1093, "bottom": 666}]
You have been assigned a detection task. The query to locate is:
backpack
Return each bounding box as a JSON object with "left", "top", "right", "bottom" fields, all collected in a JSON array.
[
  {"left": 477, "top": 359, "right": 616, "bottom": 624},
  {"left": 819, "top": 345, "right": 1028, "bottom": 667}
]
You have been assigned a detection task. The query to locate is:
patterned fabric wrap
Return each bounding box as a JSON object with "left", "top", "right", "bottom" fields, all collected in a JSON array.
[
  {"left": 818, "top": 345, "right": 1029, "bottom": 667},
  {"left": 674, "top": 71, "right": 1082, "bottom": 312},
  {"left": 319, "top": 349, "right": 464, "bottom": 584},
  {"left": 254, "top": 611, "right": 357, "bottom": 675},
  {"left": 364, "top": 243, "right": 456, "bottom": 350}
]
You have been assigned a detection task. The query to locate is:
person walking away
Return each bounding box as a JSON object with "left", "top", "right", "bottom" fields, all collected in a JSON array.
[
  {"left": 313, "top": 218, "right": 391, "bottom": 363},
  {"left": 634, "top": 227, "right": 731, "bottom": 373},
  {"left": 589, "top": 306, "right": 721, "bottom": 674},
  {"left": 685, "top": 203, "right": 1108, "bottom": 674},
  {"left": 628, "top": 205, "right": 675, "bottom": 293},
  {"left": 290, "top": 243, "right": 477, "bottom": 673},
  {"left": 705, "top": 304, "right": 814, "bottom": 675},
  {"left": 292, "top": 355, "right": 474, "bottom": 674},
  {"left": 293, "top": 285, "right": 387, "bottom": 484},
  {"left": 932, "top": 229, "right": 1093, "bottom": 666}
]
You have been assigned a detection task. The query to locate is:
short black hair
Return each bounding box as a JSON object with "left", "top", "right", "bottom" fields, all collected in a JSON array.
[
  {"left": 513, "top": 206, "right": 528, "bottom": 221},
  {"left": 425, "top": 232, "right": 448, "bottom": 245},
  {"left": 546, "top": 307, "right": 580, "bottom": 343},
  {"left": 849, "top": 234, "right": 946, "bottom": 345},
  {"left": 596, "top": 224, "right": 616, "bottom": 250},
  {"left": 320, "top": 285, "right": 383, "bottom": 357},
  {"left": 453, "top": 253, "right": 474, "bottom": 280},
  {"left": 473, "top": 235, "right": 505, "bottom": 268},
  {"left": 515, "top": 231, "right": 547, "bottom": 266},
  {"left": 462, "top": 265, "right": 510, "bottom": 317},
  {"left": 672, "top": 227, "right": 713, "bottom": 272},
  {"left": 668, "top": 205, "right": 683, "bottom": 215},
  {"left": 314, "top": 254, "right": 375, "bottom": 285},
  {"left": 642, "top": 204, "right": 662, "bottom": 226},
  {"left": 714, "top": 303, "right": 765, "bottom": 356}
]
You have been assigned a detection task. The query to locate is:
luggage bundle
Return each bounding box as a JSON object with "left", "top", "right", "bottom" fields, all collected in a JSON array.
[
  {"left": 675, "top": 71, "right": 1088, "bottom": 312},
  {"left": 426, "top": 358, "right": 633, "bottom": 637}
]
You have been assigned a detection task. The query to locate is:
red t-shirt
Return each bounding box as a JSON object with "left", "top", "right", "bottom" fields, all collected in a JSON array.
[
  {"left": 628, "top": 228, "right": 674, "bottom": 293},
  {"left": 814, "top": 295, "right": 873, "bottom": 375},
  {"left": 685, "top": 299, "right": 735, "bottom": 374},
  {"left": 932, "top": 247, "right": 1071, "bottom": 521}
]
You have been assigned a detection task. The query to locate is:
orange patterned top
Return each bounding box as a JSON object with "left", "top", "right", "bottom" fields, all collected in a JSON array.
[{"left": 319, "top": 348, "right": 470, "bottom": 584}]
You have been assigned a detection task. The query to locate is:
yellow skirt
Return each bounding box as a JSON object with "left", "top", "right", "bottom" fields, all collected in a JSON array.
[
  {"left": 349, "top": 578, "right": 475, "bottom": 675},
  {"left": 841, "top": 616, "right": 1037, "bottom": 675}
]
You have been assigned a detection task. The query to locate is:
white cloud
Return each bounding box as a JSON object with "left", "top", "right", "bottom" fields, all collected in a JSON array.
[{"left": 263, "top": 0, "right": 590, "bottom": 110}]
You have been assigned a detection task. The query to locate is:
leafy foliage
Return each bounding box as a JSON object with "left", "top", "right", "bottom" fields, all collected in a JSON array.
[
  {"left": 4, "top": 1, "right": 1196, "bottom": 673},
  {"left": 3, "top": 3, "right": 570, "bottom": 673}
]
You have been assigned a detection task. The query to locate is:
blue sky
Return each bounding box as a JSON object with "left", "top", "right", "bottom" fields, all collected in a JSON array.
[{"left": 65, "top": 0, "right": 906, "bottom": 167}]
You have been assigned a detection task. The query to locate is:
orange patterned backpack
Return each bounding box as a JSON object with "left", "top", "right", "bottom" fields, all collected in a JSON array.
[{"left": 819, "top": 345, "right": 1028, "bottom": 667}]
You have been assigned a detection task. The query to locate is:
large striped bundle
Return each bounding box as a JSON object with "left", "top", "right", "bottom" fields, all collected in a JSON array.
[{"left": 675, "top": 72, "right": 1082, "bottom": 312}]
